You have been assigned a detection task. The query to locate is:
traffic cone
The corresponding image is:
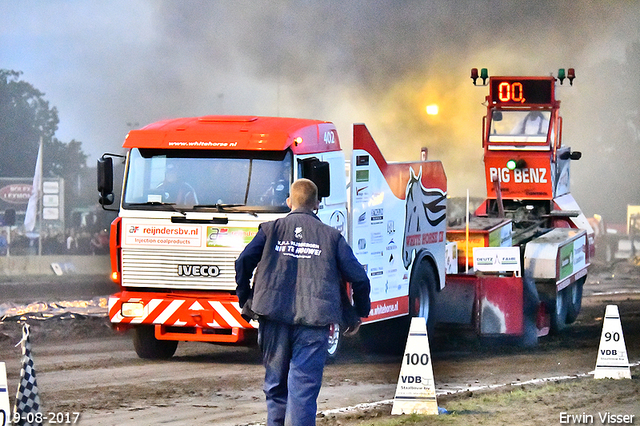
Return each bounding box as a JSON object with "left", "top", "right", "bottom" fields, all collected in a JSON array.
[
  {"left": 391, "top": 317, "right": 438, "bottom": 415},
  {"left": 594, "top": 305, "right": 631, "bottom": 380}
]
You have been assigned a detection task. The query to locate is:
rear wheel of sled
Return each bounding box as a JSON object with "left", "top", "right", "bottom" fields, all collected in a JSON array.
[
  {"left": 550, "top": 287, "right": 570, "bottom": 333},
  {"left": 564, "top": 277, "right": 584, "bottom": 324},
  {"left": 548, "top": 276, "right": 584, "bottom": 334},
  {"left": 133, "top": 325, "right": 178, "bottom": 359}
]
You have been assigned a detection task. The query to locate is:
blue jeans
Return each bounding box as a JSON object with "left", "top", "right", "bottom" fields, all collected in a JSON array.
[{"left": 259, "top": 319, "right": 329, "bottom": 426}]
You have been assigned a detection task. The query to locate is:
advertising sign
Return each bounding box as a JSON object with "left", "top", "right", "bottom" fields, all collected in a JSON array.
[
  {"left": 473, "top": 246, "right": 521, "bottom": 276},
  {"left": 484, "top": 155, "right": 552, "bottom": 200},
  {"left": 0, "top": 178, "right": 64, "bottom": 229},
  {"left": 122, "top": 219, "right": 258, "bottom": 249},
  {"left": 123, "top": 221, "right": 203, "bottom": 247}
]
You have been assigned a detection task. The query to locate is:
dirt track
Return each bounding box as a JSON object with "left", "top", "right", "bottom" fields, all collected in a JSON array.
[{"left": 0, "top": 263, "right": 639, "bottom": 425}]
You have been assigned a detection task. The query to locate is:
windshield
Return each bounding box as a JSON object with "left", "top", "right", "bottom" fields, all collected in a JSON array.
[
  {"left": 123, "top": 149, "right": 292, "bottom": 212},
  {"left": 489, "top": 110, "right": 551, "bottom": 143}
]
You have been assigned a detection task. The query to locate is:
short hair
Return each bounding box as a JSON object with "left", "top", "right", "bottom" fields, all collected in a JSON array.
[{"left": 289, "top": 179, "right": 318, "bottom": 210}]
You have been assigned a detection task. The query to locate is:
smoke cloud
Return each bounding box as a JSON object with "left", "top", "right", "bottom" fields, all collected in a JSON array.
[{"left": 2, "top": 0, "right": 639, "bottom": 222}]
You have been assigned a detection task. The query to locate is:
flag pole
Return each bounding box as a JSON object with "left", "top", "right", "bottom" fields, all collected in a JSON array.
[
  {"left": 37, "top": 137, "right": 43, "bottom": 256},
  {"left": 24, "top": 137, "right": 43, "bottom": 255}
]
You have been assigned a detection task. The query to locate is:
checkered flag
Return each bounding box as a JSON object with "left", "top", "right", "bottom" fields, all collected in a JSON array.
[{"left": 13, "top": 324, "right": 42, "bottom": 426}]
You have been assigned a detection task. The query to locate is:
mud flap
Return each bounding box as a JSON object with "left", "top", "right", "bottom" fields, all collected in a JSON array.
[
  {"left": 477, "top": 275, "right": 524, "bottom": 336},
  {"left": 437, "top": 274, "right": 525, "bottom": 337},
  {"left": 521, "top": 270, "right": 542, "bottom": 347}
]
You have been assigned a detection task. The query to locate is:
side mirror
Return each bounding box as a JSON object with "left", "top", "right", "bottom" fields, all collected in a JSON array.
[
  {"left": 97, "top": 157, "right": 114, "bottom": 206},
  {"left": 99, "top": 193, "right": 115, "bottom": 206},
  {"left": 300, "top": 158, "right": 330, "bottom": 200},
  {"left": 558, "top": 150, "right": 582, "bottom": 161}
]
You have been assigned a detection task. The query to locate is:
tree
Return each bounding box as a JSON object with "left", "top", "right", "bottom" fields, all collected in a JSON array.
[
  {"left": 46, "top": 138, "right": 88, "bottom": 180},
  {"left": 0, "top": 69, "right": 60, "bottom": 177},
  {"left": 1, "top": 69, "right": 92, "bottom": 230},
  {"left": 0, "top": 68, "right": 88, "bottom": 182}
]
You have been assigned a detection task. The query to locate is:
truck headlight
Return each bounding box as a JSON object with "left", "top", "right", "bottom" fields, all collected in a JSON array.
[{"left": 121, "top": 302, "right": 144, "bottom": 318}]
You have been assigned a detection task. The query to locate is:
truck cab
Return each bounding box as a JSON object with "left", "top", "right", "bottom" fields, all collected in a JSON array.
[{"left": 99, "top": 116, "right": 348, "bottom": 358}]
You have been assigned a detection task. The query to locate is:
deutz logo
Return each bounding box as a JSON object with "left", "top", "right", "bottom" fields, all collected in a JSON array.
[{"left": 177, "top": 264, "right": 220, "bottom": 277}]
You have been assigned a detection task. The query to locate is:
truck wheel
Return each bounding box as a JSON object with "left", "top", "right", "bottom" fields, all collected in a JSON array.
[
  {"left": 550, "top": 289, "right": 569, "bottom": 333},
  {"left": 326, "top": 323, "right": 341, "bottom": 361},
  {"left": 565, "top": 278, "right": 584, "bottom": 324},
  {"left": 408, "top": 263, "right": 437, "bottom": 336},
  {"left": 133, "top": 325, "right": 178, "bottom": 359}
]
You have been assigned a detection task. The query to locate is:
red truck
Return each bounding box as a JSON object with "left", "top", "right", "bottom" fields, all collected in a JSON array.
[
  {"left": 97, "top": 70, "right": 591, "bottom": 358},
  {"left": 440, "top": 69, "right": 592, "bottom": 345}
]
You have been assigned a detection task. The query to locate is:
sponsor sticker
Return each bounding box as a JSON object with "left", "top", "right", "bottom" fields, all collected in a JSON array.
[
  {"left": 207, "top": 227, "right": 258, "bottom": 248},
  {"left": 125, "top": 222, "right": 202, "bottom": 247},
  {"left": 356, "top": 169, "right": 370, "bottom": 182}
]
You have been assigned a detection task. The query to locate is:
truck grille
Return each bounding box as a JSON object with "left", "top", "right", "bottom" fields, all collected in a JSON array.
[{"left": 121, "top": 248, "right": 239, "bottom": 290}]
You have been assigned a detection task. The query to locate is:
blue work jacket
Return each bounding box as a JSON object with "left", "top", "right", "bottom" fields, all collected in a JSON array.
[{"left": 235, "top": 209, "right": 370, "bottom": 326}]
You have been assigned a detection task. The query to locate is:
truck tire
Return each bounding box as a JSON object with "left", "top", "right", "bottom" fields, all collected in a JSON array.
[
  {"left": 408, "top": 262, "right": 437, "bottom": 336},
  {"left": 326, "top": 323, "right": 341, "bottom": 361},
  {"left": 564, "top": 278, "right": 585, "bottom": 324},
  {"left": 133, "top": 325, "right": 178, "bottom": 359},
  {"left": 550, "top": 288, "right": 569, "bottom": 333}
]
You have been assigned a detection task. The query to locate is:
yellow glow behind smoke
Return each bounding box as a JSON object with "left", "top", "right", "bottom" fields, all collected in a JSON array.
[
  {"left": 426, "top": 104, "right": 439, "bottom": 115},
  {"left": 342, "top": 68, "right": 487, "bottom": 198}
]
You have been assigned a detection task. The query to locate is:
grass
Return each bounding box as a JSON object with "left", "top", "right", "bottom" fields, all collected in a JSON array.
[{"left": 319, "top": 370, "right": 640, "bottom": 426}]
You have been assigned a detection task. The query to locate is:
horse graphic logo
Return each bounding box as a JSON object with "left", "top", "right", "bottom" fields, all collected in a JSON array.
[{"left": 402, "top": 167, "right": 447, "bottom": 269}]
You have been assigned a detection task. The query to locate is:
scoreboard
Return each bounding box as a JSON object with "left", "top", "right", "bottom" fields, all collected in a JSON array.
[{"left": 489, "top": 78, "right": 554, "bottom": 105}]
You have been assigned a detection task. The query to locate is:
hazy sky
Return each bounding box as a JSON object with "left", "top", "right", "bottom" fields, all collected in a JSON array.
[{"left": 2, "top": 0, "right": 640, "bottom": 221}]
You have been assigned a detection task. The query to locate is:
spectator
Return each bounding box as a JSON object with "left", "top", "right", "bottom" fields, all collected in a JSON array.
[{"left": 235, "top": 178, "right": 370, "bottom": 426}]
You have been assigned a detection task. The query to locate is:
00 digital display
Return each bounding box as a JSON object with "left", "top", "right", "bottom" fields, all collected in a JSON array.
[{"left": 490, "top": 79, "right": 553, "bottom": 105}]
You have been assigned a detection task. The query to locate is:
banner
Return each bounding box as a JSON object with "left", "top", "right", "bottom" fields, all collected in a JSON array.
[{"left": 24, "top": 139, "right": 43, "bottom": 233}]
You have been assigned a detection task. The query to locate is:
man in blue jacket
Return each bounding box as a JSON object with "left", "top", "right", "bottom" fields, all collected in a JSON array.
[{"left": 235, "top": 178, "right": 370, "bottom": 426}]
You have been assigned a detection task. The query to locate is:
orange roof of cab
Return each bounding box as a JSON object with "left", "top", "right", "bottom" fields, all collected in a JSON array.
[{"left": 123, "top": 115, "right": 341, "bottom": 155}]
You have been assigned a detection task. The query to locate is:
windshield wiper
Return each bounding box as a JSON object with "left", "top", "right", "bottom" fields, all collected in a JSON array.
[
  {"left": 126, "top": 202, "right": 187, "bottom": 216},
  {"left": 194, "top": 203, "right": 244, "bottom": 210},
  {"left": 193, "top": 203, "right": 259, "bottom": 216}
]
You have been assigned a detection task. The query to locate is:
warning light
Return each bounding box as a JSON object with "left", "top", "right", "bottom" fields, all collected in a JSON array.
[
  {"left": 293, "top": 137, "right": 303, "bottom": 146},
  {"left": 567, "top": 68, "right": 576, "bottom": 85},
  {"left": 470, "top": 68, "right": 479, "bottom": 84},
  {"left": 111, "top": 271, "right": 119, "bottom": 282},
  {"left": 470, "top": 68, "right": 489, "bottom": 85},
  {"left": 558, "top": 68, "right": 576, "bottom": 86},
  {"left": 480, "top": 68, "right": 488, "bottom": 85},
  {"left": 506, "top": 159, "right": 527, "bottom": 170}
]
